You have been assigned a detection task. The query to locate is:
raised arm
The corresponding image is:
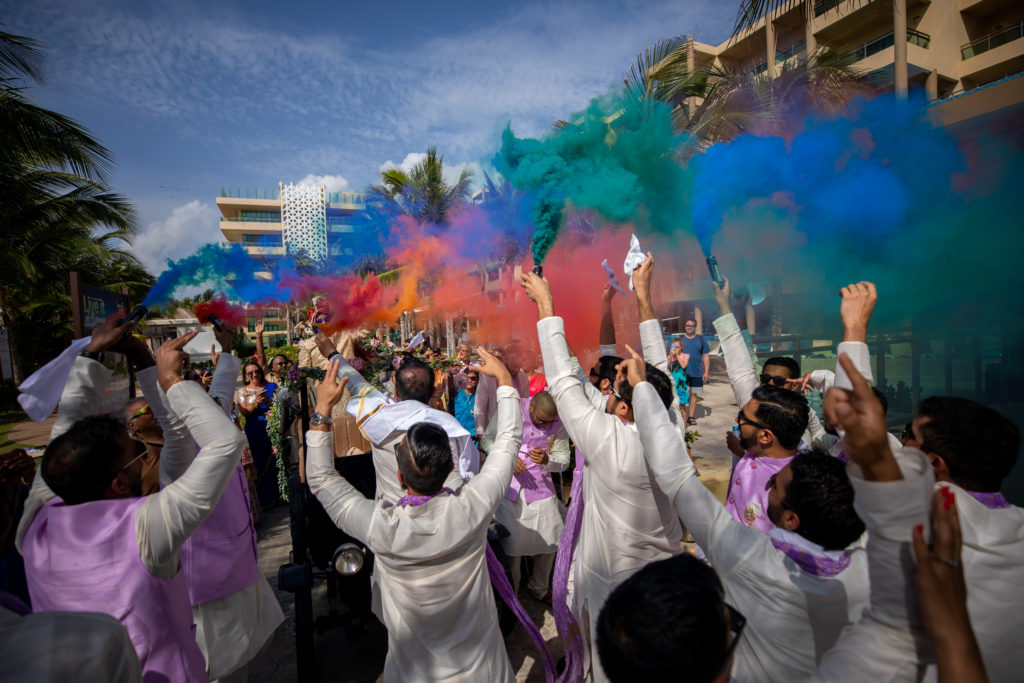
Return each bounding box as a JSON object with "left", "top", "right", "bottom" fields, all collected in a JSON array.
[
  {"left": 465, "top": 348, "right": 523, "bottom": 502},
  {"left": 521, "top": 272, "right": 620, "bottom": 466},
  {"left": 711, "top": 277, "right": 759, "bottom": 408},
  {"left": 305, "top": 359, "right": 379, "bottom": 544},
  {"left": 138, "top": 332, "right": 247, "bottom": 577},
  {"left": 254, "top": 319, "right": 266, "bottom": 369},
  {"left": 599, "top": 283, "right": 617, "bottom": 355},
  {"left": 18, "top": 317, "right": 142, "bottom": 550}
]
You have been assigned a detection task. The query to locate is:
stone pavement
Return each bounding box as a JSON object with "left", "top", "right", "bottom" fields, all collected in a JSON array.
[{"left": 248, "top": 367, "right": 740, "bottom": 682}]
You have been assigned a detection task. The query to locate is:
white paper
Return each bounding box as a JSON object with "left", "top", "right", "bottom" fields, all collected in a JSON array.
[
  {"left": 623, "top": 233, "right": 645, "bottom": 291},
  {"left": 405, "top": 330, "right": 425, "bottom": 350}
]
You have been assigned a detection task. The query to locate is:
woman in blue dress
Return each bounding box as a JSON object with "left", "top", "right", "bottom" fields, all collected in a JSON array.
[
  {"left": 234, "top": 360, "right": 279, "bottom": 509},
  {"left": 668, "top": 346, "right": 690, "bottom": 419}
]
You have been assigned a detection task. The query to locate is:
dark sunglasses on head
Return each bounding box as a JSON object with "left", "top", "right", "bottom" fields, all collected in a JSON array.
[
  {"left": 716, "top": 602, "right": 747, "bottom": 677},
  {"left": 760, "top": 374, "right": 790, "bottom": 388},
  {"left": 737, "top": 409, "right": 770, "bottom": 432}
]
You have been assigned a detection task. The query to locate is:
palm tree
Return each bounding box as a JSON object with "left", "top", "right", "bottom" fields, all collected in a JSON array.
[
  {"left": 0, "top": 29, "right": 146, "bottom": 382},
  {"left": 622, "top": 36, "right": 872, "bottom": 156},
  {"left": 369, "top": 146, "right": 473, "bottom": 225}
]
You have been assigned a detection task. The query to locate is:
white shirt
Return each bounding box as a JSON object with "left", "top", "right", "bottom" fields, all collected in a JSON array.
[
  {"left": 0, "top": 606, "right": 143, "bottom": 682},
  {"left": 631, "top": 381, "right": 869, "bottom": 683},
  {"left": 306, "top": 385, "right": 523, "bottom": 683},
  {"left": 538, "top": 316, "right": 684, "bottom": 682},
  {"left": 138, "top": 355, "right": 284, "bottom": 679}
]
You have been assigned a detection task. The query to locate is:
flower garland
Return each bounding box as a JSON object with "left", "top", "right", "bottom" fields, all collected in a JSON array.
[
  {"left": 358, "top": 338, "right": 463, "bottom": 392},
  {"left": 266, "top": 365, "right": 327, "bottom": 502}
]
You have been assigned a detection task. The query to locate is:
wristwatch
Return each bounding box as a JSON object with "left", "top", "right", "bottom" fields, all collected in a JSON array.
[
  {"left": 79, "top": 349, "right": 104, "bottom": 362},
  {"left": 310, "top": 411, "right": 333, "bottom": 426}
]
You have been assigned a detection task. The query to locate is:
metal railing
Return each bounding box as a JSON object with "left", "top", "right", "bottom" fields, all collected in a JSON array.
[
  {"left": 220, "top": 216, "right": 282, "bottom": 223},
  {"left": 961, "top": 20, "right": 1024, "bottom": 60},
  {"left": 776, "top": 39, "right": 806, "bottom": 62},
  {"left": 326, "top": 191, "right": 368, "bottom": 205},
  {"left": 220, "top": 187, "right": 280, "bottom": 200},
  {"left": 839, "top": 28, "right": 930, "bottom": 65}
]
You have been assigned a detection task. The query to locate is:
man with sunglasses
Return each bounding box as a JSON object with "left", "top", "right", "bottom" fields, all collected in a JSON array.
[
  {"left": 306, "top": 350, "right": 523, "bottom": 682},
  {"left": 601, "top": 353, "right": 948, "bottom": 683},
  {"left": 120, "top": 399, "right": 162, "bottom": 495},
  {"left": 494, "top": 390, "right": 569, "bottom": 602},
  {"left": 519, "top": 269, "right": 682, "bottom": 683},
  {"left": 714, "top": 277, "right": 876, "bottom": 532},
  {"left": 17, "top": 319, "right": 247, "bottom": 682},
  {"left": 622, "top": 350, "right": 882, "bottom": 683}
]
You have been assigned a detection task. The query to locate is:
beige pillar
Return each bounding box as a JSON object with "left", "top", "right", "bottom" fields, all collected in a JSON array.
[
  {"left": 765, "top": 19, "right": 777, "bottom": 78},
  {"left": 694, "top": 306, "right": 704, "bottom": 334},
  {"left": 745, "top": 302, "right": 757, "bottom": 336},
  {"left": 893, "top": 0, "right": 908, "bottom": 97},
  {"left": 804, "top": 0, "right": 816, "bottom": 56},
  {"left": 926, "top": 68, "right": 938, "bottom": 100}
]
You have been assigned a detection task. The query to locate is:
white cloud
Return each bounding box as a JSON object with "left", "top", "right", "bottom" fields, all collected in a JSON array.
[
  {"left": 295, "top": 173, "right": 350, "bottom": 192},
  {"left": 378, "top": 153, "right": 427, "bottom": 175},
  {"left": 131, "top": 200, "right": 222, "bottom": 275}
]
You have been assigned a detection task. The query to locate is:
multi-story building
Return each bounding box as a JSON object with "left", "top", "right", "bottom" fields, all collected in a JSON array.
[
  {"left": 216, "top": 184, "right": 374, "bottom": 344},
  {"left": 687, "top": 0, "right": 1022, "bottom": 103}
]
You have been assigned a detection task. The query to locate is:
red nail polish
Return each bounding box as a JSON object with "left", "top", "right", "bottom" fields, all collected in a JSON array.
[
  {"left": 940, "top": 485, "right": 951, "bottom": 498},
  {"left": 943, "top": 493, "right": 955, "bottom": 510},
  {"left": 915, "top": 524, "right": 923, "bottom": 535}
]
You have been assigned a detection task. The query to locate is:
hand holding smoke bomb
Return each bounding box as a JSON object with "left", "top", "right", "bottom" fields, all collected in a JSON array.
[
  {"left": 207, "top": 314, "right": 224, "bottom": 332},
  {"left": 119, "top": 305, "right": 148, "bottom": 328},
  {"left": 532, "top": 265, "right": 543, "bottom": 277},
  {"left": 706, "top": 256, "right": 725, "bottom": 289}
]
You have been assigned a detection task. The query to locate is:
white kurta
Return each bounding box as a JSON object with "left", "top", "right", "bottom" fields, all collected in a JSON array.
[
  {"left": 538, "top": 316, "right": 684, "bottom": 683},
  {"left": 631, "top": 381, "right": 869, "bottom": 683},
  {"left": 0, "top": 606, "right": 143, "bottom": 682},
  {"left": 495, "top": 424, "right": 569, "bottom": 557},
  {"left": 307, "top": 385, "right": 524, "bottom": 683},
  {"left": 139, "top": 356, "right": 284, "bottom": 679}
]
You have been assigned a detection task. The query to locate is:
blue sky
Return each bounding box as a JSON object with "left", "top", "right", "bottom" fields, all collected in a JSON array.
[{"left": 4, "top": 0, "right": 736, "bottom": 273}]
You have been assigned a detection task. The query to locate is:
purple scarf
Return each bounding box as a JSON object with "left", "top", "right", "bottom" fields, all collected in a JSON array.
[
  {"left": 968, "top": 490, "right": 1011, "bottom": 509},
  {"left": 769, "top": 531, "right": 852, "bottom": 578},
  {"left": 551, "top": 452, "right": 586, "bottom": 683},
  {"left": 396, "top": 486, "right": 558, "bottom": 682}
]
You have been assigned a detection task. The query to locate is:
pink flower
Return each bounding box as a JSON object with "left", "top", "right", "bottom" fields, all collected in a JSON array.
[
  {"left": 387, "top": 341, "right": 395, "bottom": 348},
  {"left": 349, "top": 357, "right": 364, "bottom": 371},
  {"left": 370, "top": 338, "right": 380, "bottom": 347}
]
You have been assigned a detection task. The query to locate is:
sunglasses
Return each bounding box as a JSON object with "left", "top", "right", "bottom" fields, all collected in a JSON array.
[
  {"left": 130, "top": 404, "right": 151, "bottom": 419},
  {"left": 684, "top": 323, "right": 696, "bottom": 328},
  {"left": 737, "top": 409, "right": 770, "bottom": 432},
  {"left": 716, "top": 602, "right": 747, "bottom": 676},
  {"left": 759, "top": 374, "right": 789, "bottom": 388}
]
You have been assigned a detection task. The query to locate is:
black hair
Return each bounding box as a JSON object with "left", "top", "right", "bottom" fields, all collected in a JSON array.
[
  {"left": 872, "top": 387, "right": 889, "bottom": 415},
  {"left": 270, "top": 353, "right": 290, "bottom": 366},
  {"left": 397, "top": 422, "right": 454, "bottom": 495},
  {"left": 396, "top": 355, "right": 434, "bottom": 404},
  {"left": 786, "top": 451, "right": 865, "bottom": 550},
  {"left": 763, "top": 356, "right": 801, "bottom": 379},
  {"left": 751, "top": 384, "right": 809, "bottom": 450},
  {"left": 242, "top": 359, "right": 264, "bottom": 380},
  {"left": 41, "top": 414, "right": 128, "bottom": 505},
  {"left": 592, "top": 355, "right": 622, "bottom": 388},
  {"left": 615, "top": 364, "right": 674, "bottom": 412},
  {"left": 917, "top": 396, "right": 1019, "bottom": 492},
  {"left": 597, "top": 553, "right": 729, "bottom": 683}
]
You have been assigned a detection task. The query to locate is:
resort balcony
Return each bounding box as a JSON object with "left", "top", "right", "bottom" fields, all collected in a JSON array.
[{"left": 960, "top": 21, "right": 1024, "bottom": 84}]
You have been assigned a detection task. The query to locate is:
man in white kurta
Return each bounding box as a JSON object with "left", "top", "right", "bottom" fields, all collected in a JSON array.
[
  {"left": 137, "top": 336, "right": 283, "bottom": 682},
  {"left": 306, "top": 356, "right": 523, "bottom": 683},
  {"left": 629, "top": 375, "right": 869, "bottom": 683},
  {"left": 15, "top": 329, "right": 247, "bottom": 681},
  {"left": 520, "top": 271, "right": 684, "bottom": 683},
  {"left": 494, "top": 392, "right": 569, "bottom": 599}
]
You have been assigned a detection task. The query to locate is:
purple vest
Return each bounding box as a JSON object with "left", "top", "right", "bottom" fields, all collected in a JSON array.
[
  {"left": 181, "top": 463, "right": 259, "bottom": 606},
  {"left": 725, "top": 452, "right": 794, "bottom": 533},
  {"left": 23, "top": 497, "right": 208, "bottom": 682},
  {"left": 506, "top": 397, "right": 562, "bottom": 505}
]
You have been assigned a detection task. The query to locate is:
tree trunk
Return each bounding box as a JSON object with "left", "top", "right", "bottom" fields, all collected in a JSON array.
[{"left": 0, "top": 286, "right": 26, "bottom": 385}]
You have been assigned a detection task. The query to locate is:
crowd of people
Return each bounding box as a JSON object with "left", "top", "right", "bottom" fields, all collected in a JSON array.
[{"left": 0, "top": 250, "right": 1021, "bottom": 683}]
